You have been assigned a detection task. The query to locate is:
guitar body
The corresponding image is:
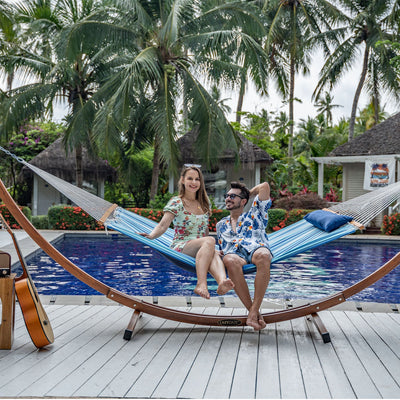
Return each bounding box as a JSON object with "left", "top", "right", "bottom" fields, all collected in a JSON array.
[
  {"left": 0, "top": 213, "right": 54, "bottom": 348},
  {"left": 15, "top": 276, "right": 54, "bottom": 348}
]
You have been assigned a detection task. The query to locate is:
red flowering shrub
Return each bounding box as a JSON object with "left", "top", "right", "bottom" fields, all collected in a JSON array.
[
  {"left": 47, "top": 205, "right": 104, "bottom": 230},
  {"left": 382, "top": 213, "right": 400, "bottom": 235},
  {"left": 0, "top": 204, "right": 32, "bottom": 229}
]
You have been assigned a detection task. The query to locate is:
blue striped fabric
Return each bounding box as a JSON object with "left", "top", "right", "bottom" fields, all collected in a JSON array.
[{"left": 105, "top": 208, "right": 357, "bottom": 274}]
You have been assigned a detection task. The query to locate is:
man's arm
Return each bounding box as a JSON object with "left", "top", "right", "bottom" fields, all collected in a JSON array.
[{"left": 249, "top": 182, "right": 270, "bottom": 201}]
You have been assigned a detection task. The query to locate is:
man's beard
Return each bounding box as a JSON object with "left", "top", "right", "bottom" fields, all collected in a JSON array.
[{"left": 226, "top": 202, "right": 241, "bottom": 210}]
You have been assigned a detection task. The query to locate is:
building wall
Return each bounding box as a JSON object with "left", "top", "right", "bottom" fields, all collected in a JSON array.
[
  {"left": 33, "top": 176, "right": 62, "bottom": 215},
  {"left": 343, "top": 163, "right": 384, "bottom": 227}
]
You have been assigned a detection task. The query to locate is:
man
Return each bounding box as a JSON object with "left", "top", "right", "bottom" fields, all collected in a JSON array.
[{"left": 216, "top": 181, "right": 272, "bottom": 330}]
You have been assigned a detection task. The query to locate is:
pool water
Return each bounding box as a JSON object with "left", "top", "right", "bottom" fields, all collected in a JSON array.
[{"left": 22, "top": 234, "right": 400, "bottom": 303}]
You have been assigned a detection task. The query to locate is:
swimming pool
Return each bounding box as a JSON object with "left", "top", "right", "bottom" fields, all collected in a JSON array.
[{"left": 21, "top": 233, "right": 400, "bottom": 303}]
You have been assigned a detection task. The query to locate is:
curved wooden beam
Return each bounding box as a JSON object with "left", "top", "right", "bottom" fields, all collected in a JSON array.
[{"left": 1, "top": 179, "right": 399, "bottom": 328}]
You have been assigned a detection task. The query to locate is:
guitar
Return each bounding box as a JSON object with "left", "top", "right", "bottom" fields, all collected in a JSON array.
[{"left": 0, "top": 213, "right": 54, "bottom": 348}]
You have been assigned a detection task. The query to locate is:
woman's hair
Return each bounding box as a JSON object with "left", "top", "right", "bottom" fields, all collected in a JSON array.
[
  {"left": 231, "top": 181, "right": 250, "bottom": 205},
  {"left": 178, "top": 165, "right": 210, "bottom": 214}
]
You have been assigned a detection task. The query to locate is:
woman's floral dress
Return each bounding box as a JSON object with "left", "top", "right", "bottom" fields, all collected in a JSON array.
[{"left": 163, "top": 196, "right": 209, "bottom": 252}]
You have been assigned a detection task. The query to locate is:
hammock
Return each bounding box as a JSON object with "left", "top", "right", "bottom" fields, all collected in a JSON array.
[
  {"left": 2, "top": 173, "right": 400, "bottom": 341},
  {"left": 2, "top": 146, "right": 400, "bottom": 273}
]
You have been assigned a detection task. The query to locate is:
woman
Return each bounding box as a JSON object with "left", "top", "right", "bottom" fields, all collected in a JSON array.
[{"left": 140, "top": 165, "right": 234, "bottom": 299}]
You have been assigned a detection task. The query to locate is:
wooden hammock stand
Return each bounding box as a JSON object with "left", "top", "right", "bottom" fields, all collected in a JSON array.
[{"left": 1, "top": 179, "right": 400, "bottom": 344}]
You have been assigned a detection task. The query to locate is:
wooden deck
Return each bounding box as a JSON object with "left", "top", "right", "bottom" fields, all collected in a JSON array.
[{"left": 1, "top": 300, "right": 400, "bottom": 399}]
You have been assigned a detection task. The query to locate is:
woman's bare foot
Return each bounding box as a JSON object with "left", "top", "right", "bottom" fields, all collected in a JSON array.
[
  {"left": 194, "top": 284, "right": 210, "bottom": 299},
  {"left": 246, "top": 310, "right": 262, "bottom": 330},
  {"left": 216, "top": 278, "right": 235, "bottom": 295}
]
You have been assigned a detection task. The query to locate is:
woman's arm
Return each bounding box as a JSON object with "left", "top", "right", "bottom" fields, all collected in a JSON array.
[{"left": 139, "top": 211, "right": 175, "bottom": 239}]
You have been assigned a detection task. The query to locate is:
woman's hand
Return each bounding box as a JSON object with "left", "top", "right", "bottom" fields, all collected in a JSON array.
[{"left": 138, "top": 233, "right": 152, "bottom": 239}]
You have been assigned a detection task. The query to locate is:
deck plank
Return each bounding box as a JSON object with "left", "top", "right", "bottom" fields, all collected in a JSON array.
[
  {"left": 100, "top": 317, "right": 181, "bottom": 397},
  {"left": 1, "top": 303, "right": 400, "bottom": 399},
  {"left": 151, "top": 325, "right": 210, "bottom": 398},
  {"left": 125, "top": 308, "right": 198, "bottom": 398},
  {"left": 229, "top": 307, "right": 260, "bottom": 399},
  {"left": 371, "top": 312, "right": 400, "bottom": 356},
  {"left": 177, "top": 307, "right": 227, "bottom": 399},
  {"left": 75, "top": 313, "right": 167, "bottom": 398},
  {"left": 1, "top": 306, "right": 117, "bottom": 397},
  {"left": 256, "top": 321, "right": 281, "bottom": 399},
  {"left": 276, "top": 319, "right": 306, "bottom": 399},
  {"left": 310, "top": 311, "right": 356, "bottom": 399},
  {"left": 322, "top": 311, "right": 382, "bottom": 399},
  {"left": 203, "top": 308, "right": 244, "bottom": 399},
  {"left": 40, "top": 307, "right": 132, "bottom": 397},
  {"left": 341, "top": 311, "right": 400, "bottom": 394},
  {"left": 0, "top": 304, "right": 98, "bottom": 373},
  {"left": 290, "top": 316, "right": 332, "bottom": 399}
]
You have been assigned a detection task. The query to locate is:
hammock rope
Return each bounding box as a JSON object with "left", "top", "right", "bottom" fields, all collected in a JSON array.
[{"left": 2, "top": 146, "right": 400, "bottom": 274}]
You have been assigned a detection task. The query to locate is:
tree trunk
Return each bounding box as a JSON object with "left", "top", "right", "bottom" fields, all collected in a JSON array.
[
  {"left": 349, "top": 45, "right": 370, "bottom": 140},
  {"left": 150, "top": 137, "right": 161, "bottom": 201},
  {"left": 373, "top": 80, "right": 379, "bottom": 126},
  {"left": 288, "top": 56, "right": 295, "bottom": 159},
  {"left": 75, "top": 144, "right": 83, "bottom": 188},
  {"left": 236, "top": 73, "right": 246, "bottom": 123}
]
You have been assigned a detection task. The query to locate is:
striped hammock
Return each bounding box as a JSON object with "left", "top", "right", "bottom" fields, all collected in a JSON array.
[{"left": 2, "top": 145, "right": 400, "bottom": 274}]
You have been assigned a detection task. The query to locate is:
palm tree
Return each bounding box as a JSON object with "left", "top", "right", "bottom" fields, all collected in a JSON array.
[
  {"left": 261, "top": 0, "right": 346, "bottom": 163},
  {"left": 314, "top": 91, "right": 342, "bottom": 127},
  {"left": 77, "top": 0, "right": 270, "bottom": 199},
  {"left": 0, "top": 0, "right": 18, "bottom": 91},
  {"left": 0, "top": 0, "right": 112, "bottom": 187},
  {"left": 314, "top": 0, "right": 400, "bottom": 140}
]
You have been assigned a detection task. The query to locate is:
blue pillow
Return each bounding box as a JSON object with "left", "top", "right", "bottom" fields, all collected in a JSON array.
[{"left": 304, "top": 210, "right": 353, "bottom": 232}]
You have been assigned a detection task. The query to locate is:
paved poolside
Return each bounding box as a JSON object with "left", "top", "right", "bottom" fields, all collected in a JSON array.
[{"left": 1, "top": 230, "right": 400, "bottom": 398}]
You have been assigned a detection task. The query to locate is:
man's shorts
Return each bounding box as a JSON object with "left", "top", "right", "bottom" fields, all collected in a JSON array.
[{"left": 224, "top": 244, "right": 271, "bottom": 264}]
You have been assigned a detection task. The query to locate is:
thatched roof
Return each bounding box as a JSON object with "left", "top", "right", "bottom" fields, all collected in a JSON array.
[
  {"left": 177, "top": 130, "right": 273, "bottom": 167},
  {"left": 330, "top": 112, "right": 400, "bottom": 156},
  {"left": 21, "top": 138, "right": 116, "bottom": 182}
]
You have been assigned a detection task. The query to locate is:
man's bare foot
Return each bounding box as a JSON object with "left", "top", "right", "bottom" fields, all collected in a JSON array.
[
  {"left": 194, "top": 284, "right": 210, "bottom": 299},
  {"left": 246, "top": 310, "right": 262, "bottom": 330},
  {"left": 216, "top": 278, "right": 235, "bottom": 295},
  {"left": 258, "top": 313, "right": 266, "bottom": 329}
]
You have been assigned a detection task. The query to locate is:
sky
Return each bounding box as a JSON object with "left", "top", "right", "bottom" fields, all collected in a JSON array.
[
  {"left": 224, "top": 49, "right": 399, "bottom": 125},
  {"left": 3, "top": 48, "right": 399, "bottom": 127}
]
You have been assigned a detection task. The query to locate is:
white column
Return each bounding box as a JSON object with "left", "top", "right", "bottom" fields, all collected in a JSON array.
[
  {"left": 99, "top": 180, "right": 105, "bottom": 198},
  {"left": 169, "top": 171, "right": 174, "bottom": 193},
  {"left": 33, "top": 175, "right": 38, "bottom": 216},
  {"left": 318, "top": 162, "right": 324, "bottom": 197},
  {"left": 255, "top": 164, "right": 261, "bottom": 185}
]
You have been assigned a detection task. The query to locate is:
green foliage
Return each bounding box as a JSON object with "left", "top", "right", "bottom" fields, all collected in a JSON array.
[
  {"left": 47, "top": 205, "right": 104, "bottom": 230},
  {"left": 267, "top": 208, "right": 287, "bottom": 231},
  {"left": 32, "top": 215, "right": 49, "bottom": 229},
  {"left": 381, "top": 213, "right": 400, "bottom": 235},
  {"left": 3, "top": 121, "right": 64, "bottom": 161},
  {"left": 0, "top": 121, "right": 64, "bottom": 203},
  {"left": 0, "top": 204, "right": 31, "bottom": 229},
  {"left": 104, "top": 182, "right": 135, "bottom": 207},
  {"left": 269, "top": 209, "right": 311, "bottom": 232},
  {"left": 125, "top": 147, "right": 154, "bottom": 207},
  {"left": 148, "top": 192, "right": 176, "bottom": 210}
]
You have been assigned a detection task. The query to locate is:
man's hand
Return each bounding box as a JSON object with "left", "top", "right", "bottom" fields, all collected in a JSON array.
[{"left": 249, "top": 182, "right": 270, "bottom": 201}]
